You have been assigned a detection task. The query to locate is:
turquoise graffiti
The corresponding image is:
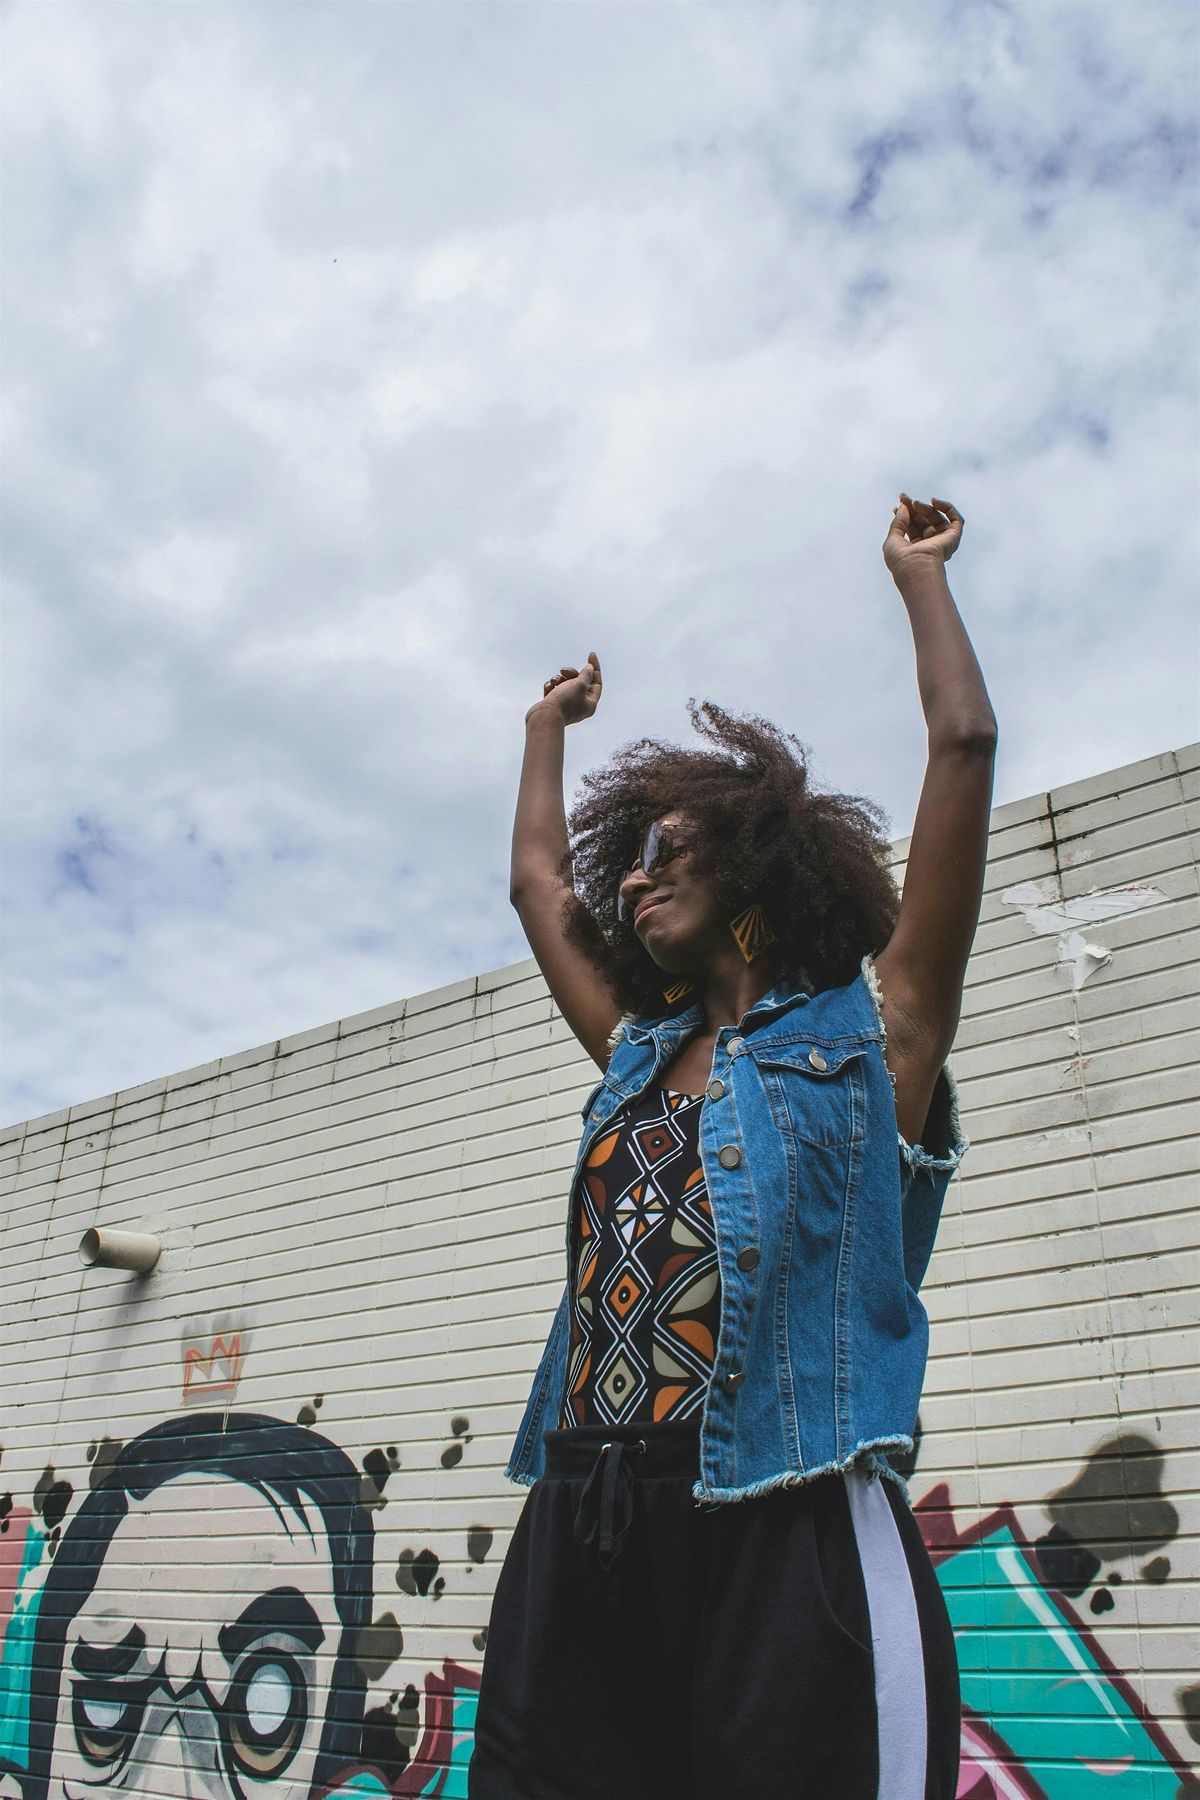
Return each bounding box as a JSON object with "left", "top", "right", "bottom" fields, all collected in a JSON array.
[{"left": 917, "top": 1484, "right": 1193, "bottom": 1796}]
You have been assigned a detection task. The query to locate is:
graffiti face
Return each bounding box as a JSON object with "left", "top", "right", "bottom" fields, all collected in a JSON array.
[
  {"left": 24, "top": 1416, "right": 373, "bottom": 1800},
  {"left": 47, "top": 1474, "right": 340, "bottom": 1798}
]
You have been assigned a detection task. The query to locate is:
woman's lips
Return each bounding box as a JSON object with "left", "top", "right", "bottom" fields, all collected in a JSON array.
[{"left": 634, "top": 896, "right": 668, "bottom": 926}]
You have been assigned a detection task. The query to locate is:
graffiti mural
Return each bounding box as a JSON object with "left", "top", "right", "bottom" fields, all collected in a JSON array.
[
  {"left": 0, "top": 1414, "right": 481, "bottom": 1799},
  {"left": 1, "top": 1408, "right": 1196, "bottom": 1797}
]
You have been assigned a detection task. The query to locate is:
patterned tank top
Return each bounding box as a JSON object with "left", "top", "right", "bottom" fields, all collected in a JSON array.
[{"left": 559, "top": 1085, "right": 721, "bottom": 1428}]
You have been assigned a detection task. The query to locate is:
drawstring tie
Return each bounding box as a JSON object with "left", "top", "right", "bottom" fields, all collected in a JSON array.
[{"left": 572, "top": 1438, "right": 646, "bottom": 1571}]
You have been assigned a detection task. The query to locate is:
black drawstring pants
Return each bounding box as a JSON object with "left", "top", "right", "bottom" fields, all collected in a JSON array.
[{"left": 468, "top": 1416, "right": 960, "bottom": 1800}]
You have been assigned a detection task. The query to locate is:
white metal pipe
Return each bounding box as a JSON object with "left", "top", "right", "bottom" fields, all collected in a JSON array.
[{"left": 78, "top": 1227, "right": 161, "bottom": 1274}]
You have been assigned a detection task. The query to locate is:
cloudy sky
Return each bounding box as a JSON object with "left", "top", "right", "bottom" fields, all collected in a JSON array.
[{"left": 3, "top": 0, "right": 1197, "bottom": 1126}]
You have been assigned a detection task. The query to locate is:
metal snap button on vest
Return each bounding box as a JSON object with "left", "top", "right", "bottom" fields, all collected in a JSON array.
[
  {"left": 724, "top": 1369, "right": 745, "bottom": 1394},
  {"left": 727, "top": 1036, "right": 745, "bottom": 1054},
  {"left": 808, "top": 1047, "right": 829, "bottom": 1071},
  {"left": 706, "top": 1078, "right": 726, "bottom": 1101},
  {"left": 717, "top": 1144, "right": 742, "bottom": 1169},
  {"left": 736, "top": 1246, "right": 759, "bottom": 1271}
]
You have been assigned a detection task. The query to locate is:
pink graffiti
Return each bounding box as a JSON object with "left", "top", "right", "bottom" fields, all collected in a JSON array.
[{"left": 0, "top": 1508, "right": 33, "bottom": 1645}]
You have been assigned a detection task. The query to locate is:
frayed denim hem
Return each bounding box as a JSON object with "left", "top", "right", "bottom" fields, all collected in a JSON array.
[
  {"left": 502, "top": 1464, "right": 538, "bottom": 1487},
  {"left": 691, "top": 1435, "right": 915, "bottom": 1510},
  {"left": 899, "top": 1129, "right": 969, "bottom": 1174}
]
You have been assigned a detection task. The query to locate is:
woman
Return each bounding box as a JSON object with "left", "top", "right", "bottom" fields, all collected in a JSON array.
[{"left": 469, "top": 494, "right": 996, "bottom": 1800}]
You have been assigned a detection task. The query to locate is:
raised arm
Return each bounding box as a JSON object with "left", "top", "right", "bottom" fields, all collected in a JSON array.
[
  {"left": 510, "top": 653, "right": 622, "bottom": 1070},
  {"left": 871, "top": 494, "right": 998, "bottom": 1145}
]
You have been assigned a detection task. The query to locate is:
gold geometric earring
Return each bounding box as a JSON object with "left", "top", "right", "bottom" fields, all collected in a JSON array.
[
  {"left": 729, "top": 902, "right": 775, "bottom": 964},
  {"left": 662, "top": 978, "right": 695, "bottom": 1005}
]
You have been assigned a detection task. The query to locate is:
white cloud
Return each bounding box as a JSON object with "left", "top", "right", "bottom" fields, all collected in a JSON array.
[{"left": 2, "top": 0, "right": 1197, "bottom": 1123}]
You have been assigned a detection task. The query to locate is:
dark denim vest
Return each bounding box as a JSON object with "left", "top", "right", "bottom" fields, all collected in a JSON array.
[{"left": 503, "top": 959, "right": 967, "bottom": 1507}]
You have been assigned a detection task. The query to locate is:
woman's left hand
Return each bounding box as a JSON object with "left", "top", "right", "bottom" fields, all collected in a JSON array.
[{"left": 882, "top": 493, "right": 964, "bottom": 579}]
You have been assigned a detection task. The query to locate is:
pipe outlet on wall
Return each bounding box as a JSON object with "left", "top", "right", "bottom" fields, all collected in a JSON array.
[{"left": 79, "top": 1227, "right": 162, "bottom": 1274}]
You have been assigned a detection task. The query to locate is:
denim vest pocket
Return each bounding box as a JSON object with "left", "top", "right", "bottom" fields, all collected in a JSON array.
[{"left": 754, "top": 1042, "right": 869, "bottom": 1146}]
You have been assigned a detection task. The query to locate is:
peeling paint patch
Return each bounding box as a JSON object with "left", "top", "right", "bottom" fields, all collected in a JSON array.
[
  {"left": 1061, "top": 932, "right": 1112, "bottom": 990},
  {"left": 1000, "top": 879, "right": 1166, "bottom": 988}
]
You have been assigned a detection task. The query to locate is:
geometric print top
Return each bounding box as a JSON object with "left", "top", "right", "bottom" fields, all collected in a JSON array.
[{"left": 559, "top": 1086, "right": 721, "bottom": 1428}]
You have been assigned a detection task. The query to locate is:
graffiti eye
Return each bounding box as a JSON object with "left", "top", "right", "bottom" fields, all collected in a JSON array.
[
  {"left": 224, "top": 1651, "right": 307, "bottom": 1781},
  {"left": 72, "top": 1682, "right": 145, "bottom": 1768}
]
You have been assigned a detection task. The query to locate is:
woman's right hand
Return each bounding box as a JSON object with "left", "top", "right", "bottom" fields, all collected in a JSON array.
[{"left": 525, "top": 651, "right": 603, "bottom": 726}]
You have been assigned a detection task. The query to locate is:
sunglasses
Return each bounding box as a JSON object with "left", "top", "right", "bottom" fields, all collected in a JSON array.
[{"left": 616, "top": 819, "right": 692, "bottom": 923}]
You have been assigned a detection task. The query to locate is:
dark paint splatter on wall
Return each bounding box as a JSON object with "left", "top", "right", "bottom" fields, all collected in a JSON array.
[
  {"left": 360, "top": 1684, "right": 421, "bottom": 1780},
  {"left": 297, "top": 1394, "right": 324, "bottom": 1426},
  {"left": 396, "top": 1547, "right": 443, "bottom": 1599},
  {"left": 1179, "top": 1683, "right": 1200, "bottom": 1746},
  {"left": 1047, "top": 1433, "right": 1178, "bottom": 1562},
  {"left": 0, "top": 1493, "right": 11, "bottom": 1535},
  {"left": 1034, "top": 1523, "right": 1101, "bottom": 1597},
  {"left": 355, "top": 1610, "right": 405, "bottom": 1681},
  {"left": 472, "top": 1624, "right": 489, "bottom": 1653},
  {"left": 1035, "top": 1435, "right": 1181, "bottom": 1609},
  {"left": 441, "top": 1415, "right": 472, "bottom": 1469},
  {"left": 32, "top": 1466, "right": 73, "bottom": 1533},
  {"left": 360, "top": 1445, "right": 401, "bottom": 1511},
  {"left": 85, "top": 1436, "right": 124, "bottom": 1490},
  {"left": 467, "top": 1525, "right": 494, "bottom": 1565}
]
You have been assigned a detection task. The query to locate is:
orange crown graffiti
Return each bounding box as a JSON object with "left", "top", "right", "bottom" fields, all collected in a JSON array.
[{"left": 181, "top": 1331, "right": 244, "bottom": 1402}]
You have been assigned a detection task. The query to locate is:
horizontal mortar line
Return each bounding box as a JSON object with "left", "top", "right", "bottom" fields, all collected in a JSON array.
[
  {"left": 1034, "top": 828, "right": 1198, "bottom": 873},
  {"left": 954, "top": 1055, "right": 1199, "bottom": 1099},
  {"left": 961, "top": 915, "right": 1200, "bottom": 991},
  {"left": 953, "top": 1166, "right": 1199, "bottom": 1207},
  {"left": 960, "top": 971, "right": 1200, "bottom": 1034},
  {"left": 927, "top": 1320, "right": 1197, "bottom": 1359},
  {"left": 975, "top": 1106, "right": 1195, "bottom": 1159},
  {"left": 953, "top": 1008, "right": 1200, "bottom": 1069},
  {"left": 899, "top": 1409, "right": 1199, "bottom": 1441},
  {"left": 959, "top": 943, "right": 1200, "bottom": 1010},
  {"left": 980, "top": 845, "right": 1197, "bottom": 903},
  {"left": 932, "top": 1245, "right": 1200, "bottom": 1282},
  {"left": 963, "top": 1091, "right": 1200, "bottom": 1138},
  {"left": 927, "top": 1278, "right": 1198, "bottom": 1312},
  {"left": 1051, "top": 790, "right": 1197, "bottom": 829},
  {"left": 948, "top": 1196, "right": 1200, "bottom": 1235}
]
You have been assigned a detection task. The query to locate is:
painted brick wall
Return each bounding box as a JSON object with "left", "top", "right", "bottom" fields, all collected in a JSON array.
[{"left": 1, "top": 744, "right": 1197, "bottom": 1797}]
